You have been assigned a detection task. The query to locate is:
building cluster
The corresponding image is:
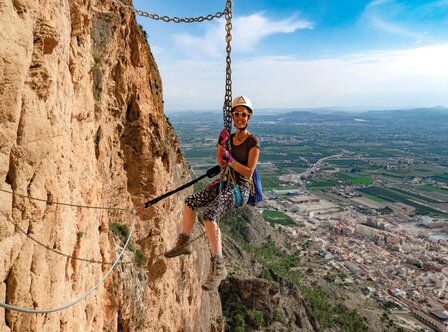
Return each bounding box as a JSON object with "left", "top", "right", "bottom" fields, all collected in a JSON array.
[
  {"left": 264, "top": 195, "right": 448, "bottom": 331},
  {"left": 330, "top": 185, "right": 362, "bottom": 198}
]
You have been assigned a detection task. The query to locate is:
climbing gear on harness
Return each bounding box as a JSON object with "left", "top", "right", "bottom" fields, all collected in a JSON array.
[
  {"left": 247, "top": 168, "right": 263, "bottom": 206},
  {"left": 224, "top": 166, "right": 263, "bottom": 206},
  {"left": 231, "top": 184, "right": 243, "bottom": 207},
  {"left": 206, "top": 177, "right": 222, "bottom": 189},
  {"left": 231, "top": 95, "right": 253, "bottom": 113},
  {"left": 202, "top": 255, "right": 228, "bottom": 291},
  {"left": 165, "top": 233, "right": 192, "bottom": 258}
]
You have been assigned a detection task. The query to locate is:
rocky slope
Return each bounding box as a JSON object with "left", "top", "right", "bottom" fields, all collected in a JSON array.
[
  {"left": 0, "top": 0, "right": 221, "bottom": 330},
  {"left": 219, "top": 207, "right": 319, "bottom": 331}
]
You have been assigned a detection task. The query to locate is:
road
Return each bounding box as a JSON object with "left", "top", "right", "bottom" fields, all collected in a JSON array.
[{"left": 299, "top": 152, "right": 348, "bottom": 178}]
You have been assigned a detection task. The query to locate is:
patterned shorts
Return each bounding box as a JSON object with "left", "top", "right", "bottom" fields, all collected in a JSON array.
[{"left": 185, "top": 181, "right": 250, "bottom": 222}]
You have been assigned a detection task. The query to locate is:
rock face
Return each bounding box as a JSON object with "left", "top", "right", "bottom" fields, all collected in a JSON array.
[
  {"left": 219, "top": 208, "right": 318, "bottom": 331},
  {"left": 0, "top": 0, "right": 220, "bottom": 331}
]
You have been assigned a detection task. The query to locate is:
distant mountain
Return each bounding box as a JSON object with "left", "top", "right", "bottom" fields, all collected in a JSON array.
[
  {"left": 167, "top": 107, "right": 448, "bottom": 123},
  {"left": 257, "top": 106, "right": 448, "bottom": 115},
  {"left": 357, "top": 107, "right": 448, "bottom": 120},
  {"left": 255, "top": 107, "right": 448, "bottom": 123}
]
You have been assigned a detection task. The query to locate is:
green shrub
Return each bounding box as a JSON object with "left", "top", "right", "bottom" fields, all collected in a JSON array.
[
  {"left": 229, "top": 312, "right": 246, "bottom": 331},
  {"left": 110, "top": 222, "right": 129, "bottom": 242},
  {"left": 248, "top": 309, "right": 264, "bottom": 329},
  {"left": 134, "top": 249, "right": 146, "bottom": 267},
  {"left": 273, "top": 308, "right": 281, "bottom": 322},
  {"left": 109, "top": 222, "right": 146, "bottom": 267}
]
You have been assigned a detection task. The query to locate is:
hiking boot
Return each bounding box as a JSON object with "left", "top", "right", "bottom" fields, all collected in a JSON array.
[
  {"left": 202, "top": 255, "right": 228, "bottom": 291},
  {"left": 165, "top": 233, "right": 192, "bottom": 258}
]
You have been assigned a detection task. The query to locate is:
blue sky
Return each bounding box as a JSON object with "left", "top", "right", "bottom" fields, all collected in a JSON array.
[{"left": 133, "top": 0, "right": 448, "bottom": 111}]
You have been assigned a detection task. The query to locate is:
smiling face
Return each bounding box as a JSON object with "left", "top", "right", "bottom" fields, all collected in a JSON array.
[{"left": 232, "top": 105, "right": 251, "bottom": 130}]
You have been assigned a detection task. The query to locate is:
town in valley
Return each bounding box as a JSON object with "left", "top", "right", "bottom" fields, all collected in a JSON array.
[{"left": 168, "top": 107, "right": 448, "bottom": 331}]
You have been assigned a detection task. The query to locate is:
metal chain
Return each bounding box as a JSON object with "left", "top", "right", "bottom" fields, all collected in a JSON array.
[
  {"left": 111, "top": 0, "right": 226, "bottom": 23},
  {"left": 111, "top": 0, "right": 234, "bottom": 133},
  {"left": 0, "top": 187, "right": 133, "bottom": 263},
  {"left": 0, "top": 214, "right": 137, "bottom": 314},
  {"left": 223, "top": 0, "right": 233, "bottom": 135},
  {"left": 5, "top": 216, "right": 128, "bottom": 265},
  {"left": 0, "top": 188, "right": 130, "bottom": 212},
  {"left": 5, "top": 215, "right": 207, "bottom": 265}
]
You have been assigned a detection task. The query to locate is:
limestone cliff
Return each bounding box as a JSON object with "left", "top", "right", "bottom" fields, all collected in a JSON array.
[{"left": 0, "top": 0, "right": 221, "bottom": 331}]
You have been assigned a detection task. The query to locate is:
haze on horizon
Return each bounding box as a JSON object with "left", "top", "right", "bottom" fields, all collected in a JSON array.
[{"left": 134, "top": 0, "right": 448, "bottom": 112}]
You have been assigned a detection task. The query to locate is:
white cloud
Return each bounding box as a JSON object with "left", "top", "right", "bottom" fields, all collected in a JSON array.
[
  {"left": 172, "top": 13, "right": 312, "bottom": 59},
  {"left": 232, "top": 13, "right": 312, "bottom": 52},
  {"left": 158, "top": 43, "right": 448, "bottom": 111},
  {"left": 363, "top": 1, "right": 419, "bottom": 39},
  {"left": 368, "top": 16, "right": 424, "bottom": 41},
  {"left": 362, "top": 0, "right": 447, "bottom": 44}
]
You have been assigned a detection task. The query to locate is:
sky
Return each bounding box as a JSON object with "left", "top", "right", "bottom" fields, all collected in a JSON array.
[{"left": 132, "top": 0, "right": 448, "bottom": 112}]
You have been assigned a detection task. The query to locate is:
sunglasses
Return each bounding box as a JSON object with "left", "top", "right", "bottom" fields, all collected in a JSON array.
[{"left": 233, "top": 112, "right": 250, "bottom": 118}]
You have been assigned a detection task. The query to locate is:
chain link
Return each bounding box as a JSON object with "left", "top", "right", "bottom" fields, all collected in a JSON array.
[
  {"left": 223, "top": 0, "right": 233, "bottom": 137},
  {"left": 111, "top": 0, "right": 226, "bottom": 23}
]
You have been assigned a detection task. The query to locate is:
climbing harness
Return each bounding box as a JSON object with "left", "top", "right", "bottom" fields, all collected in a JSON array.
[{"left": 222, "top": 159, "right": 263, "bottom": 207}]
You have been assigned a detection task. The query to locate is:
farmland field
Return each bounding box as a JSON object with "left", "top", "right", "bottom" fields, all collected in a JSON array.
[
  {"left": 170, "top": 109, "right": 448, "bottom": 219},
  {"left": 357, "top": 186, "right": 447, "bottom": 216},
  {"left": 261, "top": 210, "right": 296, "bottom": 226},
  {"left": 418, "top": 184, "right": 448, "bottom": 197}
]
